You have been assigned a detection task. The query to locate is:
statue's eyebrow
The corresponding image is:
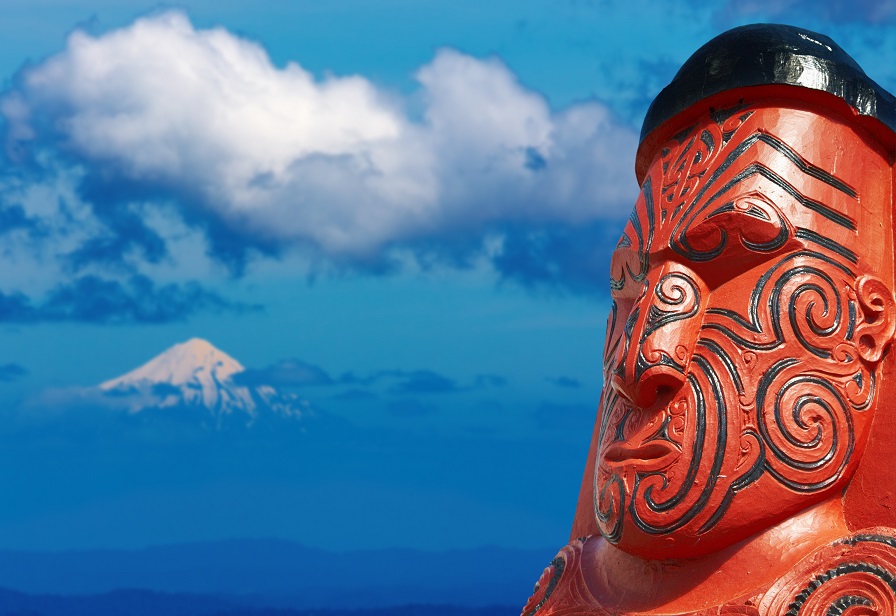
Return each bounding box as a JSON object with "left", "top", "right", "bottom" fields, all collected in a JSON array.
[
  {"left": 719, "top": 163, "right": 855, "bottom": 230},
  {"left": 754, "top": 131, "right": 856, "bottom": 197},
  {"left": 682, "top": 131, "right": 858, "bottom": 232}
]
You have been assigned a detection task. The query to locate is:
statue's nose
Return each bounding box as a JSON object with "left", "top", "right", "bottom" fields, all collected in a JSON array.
[
  {"left": 612, "top": 364, "right": 685, "bottom": 409},
  {"left": 610, "top": 264, "right": 707, "bottom": 409}
]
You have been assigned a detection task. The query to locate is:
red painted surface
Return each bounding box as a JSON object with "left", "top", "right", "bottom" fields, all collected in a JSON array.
[{"left": 525, "top": 87, "right": 896, "bottom": 614}]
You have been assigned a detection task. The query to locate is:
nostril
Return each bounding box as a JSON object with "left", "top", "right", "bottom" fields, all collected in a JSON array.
[
  {"left": 654, "top": 384, "right": 674, "bottom": 402},
  {"left": 634, "top": 370, "right": 684, "bottom": 409}
]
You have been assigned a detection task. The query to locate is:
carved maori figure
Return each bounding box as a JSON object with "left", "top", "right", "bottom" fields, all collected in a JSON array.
[{"left": 523, "top": 25, "right": 896, "bottom": 615}]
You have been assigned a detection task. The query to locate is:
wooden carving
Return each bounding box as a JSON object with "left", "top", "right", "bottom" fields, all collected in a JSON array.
[{"left": 524, "top": 24, "right": 896, "bottom": 615}]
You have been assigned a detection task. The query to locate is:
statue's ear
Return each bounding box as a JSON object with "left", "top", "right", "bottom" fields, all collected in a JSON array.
[{"left": 855, "top": 275, "right": 896, "bottom": 363}]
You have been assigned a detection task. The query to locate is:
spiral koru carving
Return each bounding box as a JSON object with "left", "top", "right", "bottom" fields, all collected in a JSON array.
[
  {"left": 758, "top": 531, "right": 896, "bottom": 615},
  {"left": 594, "top": 472, "right": 624, "bottom": 544},
  {"left": 754, "top": 362, "right": 856, "bottom": 492}
]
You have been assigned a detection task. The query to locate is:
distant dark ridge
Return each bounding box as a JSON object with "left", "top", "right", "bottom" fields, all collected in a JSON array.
[
  {"left": 0, "top": 586, "right": 239, "bottom": 616},
  {"left": 0, "top": 586, "right": 518, "bottom": 616},
  {"left": 214, "top": 606, "right": 517, "bottom": 616}
]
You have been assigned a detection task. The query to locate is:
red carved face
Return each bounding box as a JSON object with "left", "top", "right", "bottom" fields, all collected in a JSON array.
[{"left": 595, "top": 101, "right": 895, "bottom": 558}]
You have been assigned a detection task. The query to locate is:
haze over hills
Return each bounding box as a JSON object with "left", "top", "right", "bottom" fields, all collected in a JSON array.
[
  {"left": 97, "top": 338, "right": 307, "bottom": 425},
  {"left": 0, "top": 539, "right": 547, "bottom": 611},
  {"left": 0, "top": 587, "right": 518, "bottom": 616}
]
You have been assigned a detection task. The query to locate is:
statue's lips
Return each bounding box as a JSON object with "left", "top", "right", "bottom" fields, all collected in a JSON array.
[{"left": 602, "top": 440, "right": 680, "bottom": 464}]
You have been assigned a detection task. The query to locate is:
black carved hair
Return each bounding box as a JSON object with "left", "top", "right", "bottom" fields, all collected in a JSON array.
[{"left": 640, "top": 24, "right": 896, "bottom": 145}]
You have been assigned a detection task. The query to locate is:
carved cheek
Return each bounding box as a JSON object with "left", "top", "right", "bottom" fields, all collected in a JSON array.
[
  {"left": 640, "top": 266, "right": 706, "bottom": 370},
  {"left": 701, "top": 256, "right": 876, "bottom": 495},
  {"left": 602, "top": 300, "right": 626, "bottom": 376}
]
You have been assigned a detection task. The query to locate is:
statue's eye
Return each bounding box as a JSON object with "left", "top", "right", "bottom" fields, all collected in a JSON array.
[
  {"left": 693, "top": 200, "right": 788, "bottom": 253},
  {"left": 677, "top": 192, "right": 796, "bottom": 275}
]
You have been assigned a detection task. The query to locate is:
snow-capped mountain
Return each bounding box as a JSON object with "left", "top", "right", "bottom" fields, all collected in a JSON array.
[{"left": 99, "top": 338, "right": 306, "bottom": 423}]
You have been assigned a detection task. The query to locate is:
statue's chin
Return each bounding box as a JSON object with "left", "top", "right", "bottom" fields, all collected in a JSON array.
[
  {"left": 600, "top": 524, "right": 753, "bottom": 561},
  {"left": 600, "top": 484, "right": 847, "bottom": 561}
]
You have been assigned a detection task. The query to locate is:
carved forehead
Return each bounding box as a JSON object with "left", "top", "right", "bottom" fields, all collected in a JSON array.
[{"left": 623, "top": 101, "right": 892, "bottom": 274}]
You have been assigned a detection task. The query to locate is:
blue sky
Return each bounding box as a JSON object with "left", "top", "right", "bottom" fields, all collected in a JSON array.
[{"left": 0, "top": 0, "right": 895, "bottom": 553}]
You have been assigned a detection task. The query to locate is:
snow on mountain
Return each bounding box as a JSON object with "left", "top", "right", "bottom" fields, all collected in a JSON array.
[{"left": 99, "top": 338, "right": 306, "bottom": 423}]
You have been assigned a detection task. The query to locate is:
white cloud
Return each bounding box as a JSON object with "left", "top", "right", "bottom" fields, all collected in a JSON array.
[{"left": 2, "top": 10, "right": 638, "bottom": 266}]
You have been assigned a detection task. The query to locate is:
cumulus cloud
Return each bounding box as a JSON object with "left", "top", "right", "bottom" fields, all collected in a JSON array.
[
  {"left": 493, "top": 221, "right": 622, "bottom": 295},
  {"left": 0, "top": 202, "right": 42, "bottom": 238},
  {"left": 233, "top": 359, "right": 335, "bottom": 388},
  {"left": 387, "top": 370, "right": 459, "bottom": 395},
  {"left": 714, "top": 0, "right": 896, "bottom": 24},
  {"left": 474, "top": 374, "right": 507, "bottom": 388},
  {"left": 360, "top": 368, "right": 504, "bottom": 394},
  {"left": 0, "top": 363, "right": 27, "bottom": 382},
  {"left": 548, "top": 376, "right": 581, "bottom": 389},
  {"left": 233, "top": 359, "right": 506, "bottom": 398},
  {"left": 1, "top": 10, "right": 637, "bottom": 289},
  {"left": 0, "top": 274, "right": 256, "bottom": 323}
]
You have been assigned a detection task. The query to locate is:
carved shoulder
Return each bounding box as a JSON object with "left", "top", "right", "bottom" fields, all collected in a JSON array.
[
  {"left": 521, "top": 537, "right": 609, "bottom": 616},
  {"left": 757, "top": 528, "right": 896, "bottom": 615},
  {"left": 522, "top": 530, "right": 896, "bottom": 615}
]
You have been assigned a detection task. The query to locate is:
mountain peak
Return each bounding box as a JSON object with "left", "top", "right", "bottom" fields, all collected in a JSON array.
[
  {"left": 100, "top": 338, "right": 245, "bottom": 390},
  {"left": 96, "top": 339, "right": 306, "bottom": 424}
]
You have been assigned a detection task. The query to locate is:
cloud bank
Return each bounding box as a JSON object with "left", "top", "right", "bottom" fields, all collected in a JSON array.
[
  {"left": 0, "top": 275, "right": 255, "bottom": 324},
  {"left": 1, "top": 10, "right": 637, "bottom": 291},
  {"left": 233, "top": 359, "right": 336, "bottom": 388},
  {"left": 234, "top": 359, "right": 504, "bottom": 396},
  {"left": 715, "top": 0, "right": 896, "bottom": 24},
  {"left": 0, "top": 363, "right": 27, "bottom": 382}
]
